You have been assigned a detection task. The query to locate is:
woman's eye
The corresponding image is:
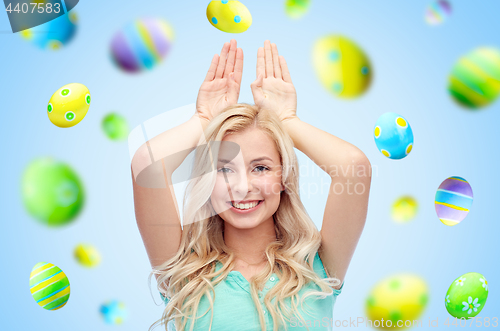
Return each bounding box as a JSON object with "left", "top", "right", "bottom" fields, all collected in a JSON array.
[
  {"left": 217, "top": 167, "right": 231, "bottom": 173},
  {"left": 254, "top": 166, "right": 269, "bottom": 172}
]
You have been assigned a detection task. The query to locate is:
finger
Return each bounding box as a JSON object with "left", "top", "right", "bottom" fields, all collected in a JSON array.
[
  {"left": 279, "top": 55, "right": 293, "bottom": 83},
  {"left": 271, "top": 43, "right": 281, "bottom": 79},
  {"left": 264, "top": 40, "right": 273, "bottom": 78},
  {"left": 223, "top": 39, "right": 237, "bottom": 79},
  {"left": 215, "top": 42, "right": 230, "bottom": 79},
  {"left": 204, "top": 54, "right": 219, "bottom": 82},
  {"left": 256, "top": 47, "right": 265, "bottom": 79},
  {"left": 233, "top": 47, "right": 244, "bottom": 86}
]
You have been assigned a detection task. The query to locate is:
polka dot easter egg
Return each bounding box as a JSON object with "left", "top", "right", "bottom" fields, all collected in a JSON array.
[
  {"left": 445, "top": 272, "right": 488, "bottom": 319},
  {"left": 366, "top": 274, "right": 429, "bottom": 328},
  {"left": 22, "top": 157, "right": 85, "bottom": 227},
  {"left": 435, "top": 176, "right": 473, "bottom": 226},
  {"left": 374, "top": 112, "right": 414, "bottom": 160},
  {"left": 448, "top": 47, "right": 500, "bottom": 109},
  {"left": 206, "top": 0, "right": 252, "bottom": 33},
  {"left": 110, "top": 18, "right": 175, "bottom": 73},
  {"left": 312, "top": 35, "right": 372, "bottom": 98},
  {"left": 30, "top": 262, "right": 70, "bottom": 310},
  {"left": 391, "top": 195, "right": 418, "bottom": 223},
  {"left": 100, "top": 300, "right": 128, "bottom": 325},
  {"left": 285, "top": 0, "right": 311, "bottom": 19},
  {"left": 48, "top": 83, "right": 90, "bottom": 128},
  {"left": 74, "top": 243, "right": 101, "bottom": 268},
  {"left": 425, "top": 0, "right": 452, "bottom": 26}
]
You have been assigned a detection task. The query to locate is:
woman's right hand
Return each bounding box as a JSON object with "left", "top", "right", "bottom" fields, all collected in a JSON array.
[{"left": 195, "top": 39, "right": 243, "bottom": 122}]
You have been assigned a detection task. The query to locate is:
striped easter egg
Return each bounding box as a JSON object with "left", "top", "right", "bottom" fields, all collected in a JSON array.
[
  {"left": 448, "top": 47, "right": 500, "bottom": 109},
  {"left": 29, "top": 262, "right": 70, "bottom": 310},
  {"left": 435, "top": 176, "right": 473, "bottom": 226},
  {"left": 110, "top": 18, "right": 175, "bottom": 73}
]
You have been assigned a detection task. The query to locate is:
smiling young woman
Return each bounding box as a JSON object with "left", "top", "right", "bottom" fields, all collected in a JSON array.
[{"left": 131, "top": 39, "right": 371, "bottom": 331}]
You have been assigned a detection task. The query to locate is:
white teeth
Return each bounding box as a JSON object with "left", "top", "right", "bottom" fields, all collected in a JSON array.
[{"left": 232, "top": 201, "right": 259, "bottom": 210}]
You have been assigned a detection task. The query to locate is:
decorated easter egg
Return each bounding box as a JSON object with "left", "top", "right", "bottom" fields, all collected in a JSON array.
[
  {"left": 425, "top": 0, "right": 452, "bottom": 25},
  {"left": 366, "top": 274, "right": 429, "bottom": 329},
  {"left": 110, "top": 18, "right": 175, "bottom": 73},
  {"left": 102, "top": 113, "right": 129, "bottom": 141},
  {"left": 445, "top": 272, "right": 488, "bottom": 319},
  {"left": 392, "top": 196, "right": 418, "bottom": 223},
  {"left": 20, "top": 12, "right": 78, "bottom": 50},
  {"left": 366, "top": 274, "right": 429, "bottom": 328},
  {"left": 374, "top": 112, "right": 414, "bottom": 160},
  {"left": 74, "top": 243, "right": 101, "bottom": 268},
  {"left": 48, "top": 83, "right": 90, "bottom": 128},
  {"left": 206, "top": 0, "right": 252, "bottom": 33},
  {"left": 435, "top": 176, "right": 473, "bottom": 226},
  {"left": 30, "top": 262, "right": 70, "bottom": 310},
  {"left": 448, "top": 47, "right": 500, "bottom": 109},
  {"left": 22, "top": 157, "right": 84, "bottom": 226},
  {"left": 285, "top": 0, "right": 311, "bottom": 19},
  {"left": 100, "top": 300, "right": 128, "bottom": 325},
  {"left": 312, "top": 35, "right": 372, "bottom": 98}
]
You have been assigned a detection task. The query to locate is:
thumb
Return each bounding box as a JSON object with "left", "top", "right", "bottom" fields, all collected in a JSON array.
[{"left": 251, "top": 74, "right": 263, "bottom": 89}]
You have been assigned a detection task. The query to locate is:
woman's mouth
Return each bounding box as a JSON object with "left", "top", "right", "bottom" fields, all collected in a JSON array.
[{"left": 227, "top": 200, "right": 263, "bottom": 213}]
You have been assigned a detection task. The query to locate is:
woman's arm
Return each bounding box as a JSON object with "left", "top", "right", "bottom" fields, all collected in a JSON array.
[
  {"left": 131, "top": 39, "right": 243, "bottom": 276},
  {"left": 251, "top": 40, "right": 371, "bottom": 289}
]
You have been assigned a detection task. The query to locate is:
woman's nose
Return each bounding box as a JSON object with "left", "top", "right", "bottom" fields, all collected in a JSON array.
[{"left": 228, "top": 172, "right": 254, "bottom": 198}]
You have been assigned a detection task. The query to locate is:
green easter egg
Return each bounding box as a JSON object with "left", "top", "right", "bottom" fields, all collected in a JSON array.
[
  {"left": 448, "top": 47, "right": 500, "bottom": 109},
  {"left": 445, "top": 272, "right": 488, "bottom": 318},
  {"left": 102, "top": 113, "right": 129, "bottom": 141},
  {"left": 22, "top": 157, "right": 84, "bottom": 226}
]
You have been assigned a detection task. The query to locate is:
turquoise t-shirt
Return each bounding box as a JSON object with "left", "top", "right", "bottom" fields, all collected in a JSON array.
[{"left": 160, "top": 251, "right": 343, "bottom": 331}]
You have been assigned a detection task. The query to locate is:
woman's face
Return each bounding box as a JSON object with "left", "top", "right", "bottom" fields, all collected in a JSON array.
[{"left": 210, "top": 127, "right": 284, "bottom": 229}]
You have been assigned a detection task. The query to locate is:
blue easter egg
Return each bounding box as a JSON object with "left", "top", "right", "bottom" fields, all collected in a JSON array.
[{"left": 374, "top": 112, "right": 414, "bottom": 159}]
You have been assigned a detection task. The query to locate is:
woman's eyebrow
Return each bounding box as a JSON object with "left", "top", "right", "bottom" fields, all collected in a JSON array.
[{"left": 218, "top": 156, "right": 273, "bottom": 164}]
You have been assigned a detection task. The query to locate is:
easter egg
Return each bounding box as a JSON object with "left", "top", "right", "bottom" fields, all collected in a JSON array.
[
  {"left": 206, "top": 0, "right": 252, "bottom": 34},
  {"left": 110, "top": 18, "right": 175, "bottom": 73},
  {"left": 312, "top": 35, "right": 372, "bottom": 98},
  {"left": 366, "top": 274, "right": 429, "bottom": 329},
  {"left": 448, "top": 47, "right": 500, "bottom": 109},
  {"left": 435, "top": 176, "right": 473, "bottom": 226},
  {"left": 445, "top": 272, "right": 488, "bottom": 319},
  {"left": 30, "top": 262, "right": 70, "bottom": 310},
  {"left": 48, "top": 83, "right": 90, "bottom": 128},
  {"left": 391, "top": 196, "right": 418, "bottom": 223},
  {"left": 374, "top": 112, "right": 414, "bottom": 160},
  {"left": 74, "top": 243, "right": 101, "bottom": 268},
  {"left": 20, "top": 12, "right": 78, "bottom": 50},
  {"left": 285, "top": 0, "right": 311, "bottom": 19},
  {"left": 425, "top": 0, "right": 452, "bottom": 25},
  {"left": 102, "top": 113, "right": 129, "bottom": 141},
  {"left": 100, "top": 300, "right": 128, "bottom": 325},
  {"left": 22, "top": 157, "right": 85, "bottom": 227}
]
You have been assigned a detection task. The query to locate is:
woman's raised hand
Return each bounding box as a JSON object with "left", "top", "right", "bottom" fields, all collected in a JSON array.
[
  {"left": 250, "top": 40, "right": 298, "bottom": 122},
  {"left": 196, "top": 39, "right": 243, "bottom": 122}
]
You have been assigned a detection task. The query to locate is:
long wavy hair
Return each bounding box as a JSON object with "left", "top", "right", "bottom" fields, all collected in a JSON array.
[{"left": 148, "top": 103, "right": 341, "bottom": 331}]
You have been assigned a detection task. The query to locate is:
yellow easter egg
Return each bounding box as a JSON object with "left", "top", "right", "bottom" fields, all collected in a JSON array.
[
  {"left": 391, "top": 196, "right": 418, "bottom": 223},
  {"left": 74, "top": 243, "right": 101, "bottom": 268},
  {"left": 48, "top": 83, "right": 90, "bottom": 128},
  {"left": 206, "top": 0, "right": 252, "bottom": 33},
  {"left": 366, "top": 274, "right": 429, "bottom": 329},
  {"left": 312, "top": 35, "right": 372, "bottom": 98}
]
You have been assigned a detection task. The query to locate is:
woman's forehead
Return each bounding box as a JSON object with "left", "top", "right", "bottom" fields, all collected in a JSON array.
[{"left": 219, "top": 131, "right": 279, "bottom": 164}]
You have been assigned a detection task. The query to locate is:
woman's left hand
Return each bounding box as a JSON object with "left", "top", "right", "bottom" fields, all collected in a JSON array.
[
  {"left": 196, "top": 39, "right": 244, "bottom": 122},
  {"left": 250, "top": 40, "right": 298, "bottom": 122}
]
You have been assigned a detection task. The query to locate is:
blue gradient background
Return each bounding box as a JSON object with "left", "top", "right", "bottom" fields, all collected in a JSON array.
[{"left": 1, "top": 0, "right": 499, "bottom": 329}]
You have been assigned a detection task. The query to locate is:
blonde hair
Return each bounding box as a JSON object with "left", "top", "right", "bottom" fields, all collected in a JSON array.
[{"left": 149, "top": 103, "right": 341, "bottom": 331}]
